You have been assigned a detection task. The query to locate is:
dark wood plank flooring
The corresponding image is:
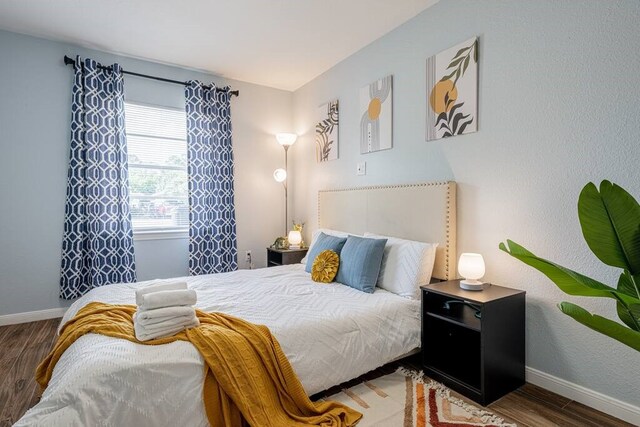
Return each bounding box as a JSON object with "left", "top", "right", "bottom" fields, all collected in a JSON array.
[
  {"left": 0, "top": 319, "right": 633, "bottom": 426},
  {"left": 0, "top": 318, "right": 59, "bottom": 427}
]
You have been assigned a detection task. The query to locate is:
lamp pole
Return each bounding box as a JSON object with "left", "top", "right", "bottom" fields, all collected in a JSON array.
[
  {"left": 274, "top": 133, "right": 297, "bottom": 239},
  {"left": 283, "top": 145, "right": 289, "bottom": 237}
]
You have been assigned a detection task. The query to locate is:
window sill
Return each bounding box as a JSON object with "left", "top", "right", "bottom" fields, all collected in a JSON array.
[{"left": 134, "top": 230, "right": 189, "bottom": 241}]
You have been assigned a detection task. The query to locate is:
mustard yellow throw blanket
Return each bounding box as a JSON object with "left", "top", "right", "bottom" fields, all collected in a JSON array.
[{"left": 37, "top": 302, "right": 362, "bottom": 427}]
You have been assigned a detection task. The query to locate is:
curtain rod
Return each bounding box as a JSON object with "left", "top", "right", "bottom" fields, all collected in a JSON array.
[{"left": 63, "top": 55, "right": 239, "bottom": 97}]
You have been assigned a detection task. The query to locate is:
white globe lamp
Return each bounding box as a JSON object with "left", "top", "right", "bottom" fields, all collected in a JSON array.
[
  {"left": 458, "top": 253, "right": 487, "bottom": 291},
  {"left": 273, "top": 168, "right": 287, "bottom": 183},
  {"left": 288, "top": 230, "right": 302, "bottom": 249}
]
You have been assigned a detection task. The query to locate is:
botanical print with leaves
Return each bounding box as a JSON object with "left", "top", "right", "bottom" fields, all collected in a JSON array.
[
  {"left": 316, "top": 100, "right": 339, "bottom": 162},
  {"left": 426, "top": 37, "right": 478, "bottom": 141}
]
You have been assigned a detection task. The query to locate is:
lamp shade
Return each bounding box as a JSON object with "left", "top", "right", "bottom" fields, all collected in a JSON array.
[
  {"left": 458, "top": 253, "right": 485, "bottom": 283},
  {"left": 276, "top": 133, "right": 297, "bottom": 146},
  {"left": 288, "top": 230, "right": 302, "bottom": 248},
  {"left": 273, "top": 168, "right": 287, "bottom": 182}
]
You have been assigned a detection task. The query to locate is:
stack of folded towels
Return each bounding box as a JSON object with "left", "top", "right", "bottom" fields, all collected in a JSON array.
[{"left": 134, "top": 281, "right": 199, "bottom": 341}]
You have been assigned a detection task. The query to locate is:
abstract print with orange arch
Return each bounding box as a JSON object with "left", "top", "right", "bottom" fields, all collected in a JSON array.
[
  {"left": 426, "top": 37, "right": 478, "bottom": 141},
  {"left": 360, "top": 75, "right": 393, "bottom": 153}
]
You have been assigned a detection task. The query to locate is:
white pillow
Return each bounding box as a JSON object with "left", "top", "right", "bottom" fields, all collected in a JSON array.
[
  {"left": 300, "top": 228, "right": 353, "bottom": 264},
  {"left": 364, "top": 232, "right": 438, "bottom": 299}
]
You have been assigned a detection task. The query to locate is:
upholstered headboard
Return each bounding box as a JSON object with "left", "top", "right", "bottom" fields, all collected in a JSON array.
[{"left": 318, "top": 181, "right": 457, "bottom": 281}]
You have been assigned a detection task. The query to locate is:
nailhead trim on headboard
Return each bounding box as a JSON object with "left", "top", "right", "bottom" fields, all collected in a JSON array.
[{"left": 445, "top": 183, "right": 451, "bottom": 279}]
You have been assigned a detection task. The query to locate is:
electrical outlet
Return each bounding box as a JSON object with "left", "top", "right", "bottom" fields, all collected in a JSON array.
[
  {"left": 356, "top": 162, "right": 366, "bottom": 176},
  {"left": 245, "top": 250, "right": 252, "bottom": 263}
]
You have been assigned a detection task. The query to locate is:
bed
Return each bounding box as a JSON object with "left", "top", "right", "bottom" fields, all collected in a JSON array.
[{"left": 16, "top": 181, "right": 456, "bottom": 426}]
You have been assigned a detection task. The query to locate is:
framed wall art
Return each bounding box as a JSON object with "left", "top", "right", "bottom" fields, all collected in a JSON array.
[
  {"left": 315, "top": 99, "right": 339, "bottom": 162},
  {"left": 360, "top": 75, "right": 393, "bottom": 153},
  {"left": 426, "top": 37, "right": 478, "bottom": 141}
]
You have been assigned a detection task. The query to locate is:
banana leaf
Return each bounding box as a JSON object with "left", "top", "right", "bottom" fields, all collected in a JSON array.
[
  {"left": 578, "top": 181, "right": 640, "bottom": 275},
  {"left": 617, "top": 270, "right": 640, "bottom": 299},
  {"left": 559, "top": 302, "right": 640, "bottom": 351},
  {"left": 617, "top": 302, "right": 640, "bottom": 331},
  {"left": 499, "top": 240, "right": 639, "bottom": 306},
  {"left": 616, "top": 271, "right": 640, "bottom": 330}
]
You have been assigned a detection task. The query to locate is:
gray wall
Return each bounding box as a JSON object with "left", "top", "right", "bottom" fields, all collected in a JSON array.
[
  {"left": 291, "top": 0, "right": 640, "bottom": 407},
  {"left": 0, "top": 30, "right": 293, "bottom": 315}
]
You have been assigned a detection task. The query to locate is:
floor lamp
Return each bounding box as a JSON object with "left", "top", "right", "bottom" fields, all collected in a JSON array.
[{"left": 273, "top": 133, "right": 297, "bottom": 238}]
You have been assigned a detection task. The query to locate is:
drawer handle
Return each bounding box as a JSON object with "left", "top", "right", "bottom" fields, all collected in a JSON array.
[{"left": 443, "top": 300, "right": 482, "bottom": 319}]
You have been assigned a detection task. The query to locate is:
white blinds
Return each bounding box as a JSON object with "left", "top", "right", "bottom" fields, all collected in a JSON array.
[{"left": 124, "top": 102, "right": 189, "bottom": 233}]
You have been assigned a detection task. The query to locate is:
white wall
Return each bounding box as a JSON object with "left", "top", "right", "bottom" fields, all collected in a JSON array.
[
  {"left": 0, "top": 30, "right": 292, "bottom": 315},
  {"left": 291, "top": 0, "right": 640, "bottom": 409}
]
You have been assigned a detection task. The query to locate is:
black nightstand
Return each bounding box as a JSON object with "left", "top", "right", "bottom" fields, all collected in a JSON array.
[
  {"left": 421, "top": 280, "right": 525, "bottom": 405},
  {"left": 266, "top": 248, "right": 308, "bottom": 267}
]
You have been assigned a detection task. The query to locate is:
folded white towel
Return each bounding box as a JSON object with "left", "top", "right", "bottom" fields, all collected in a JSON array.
[
  {"left": 134, "top": 317, "right": 200, "bottom": 342},
  {"left": 137, "top": 289, "right": 197, "bottom": 311},
  {"left": 134, "top": 306, "right": 196, "bottom": 325},
  {"left": 135, "top": 281, "right": 188, "bottom": 306},
  {"left": 137, "top": 314, "right": 199, "bottom": 333},
  {"left": 134, "top": 313, "right": 194, "bottom": 328}
]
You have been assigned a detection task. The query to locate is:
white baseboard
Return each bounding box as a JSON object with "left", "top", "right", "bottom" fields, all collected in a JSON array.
[
  {"left": 526, "top": 366, "right": 640, "bottom": 425},
  {"left": 0, "top": 307, "right": 67, "bottom": 326}
]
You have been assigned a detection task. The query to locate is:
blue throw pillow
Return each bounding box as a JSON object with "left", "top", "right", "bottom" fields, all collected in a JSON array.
[
  {"left": 335, "top": 236, "right": 387, "bottom": 293},
  {"left": 305, "top": 232, "right": 347, "bottom": 273}
]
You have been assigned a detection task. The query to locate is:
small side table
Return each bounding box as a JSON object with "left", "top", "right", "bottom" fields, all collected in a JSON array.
[
  {"left": 421, "top": 280, "right": 525, "bottom": 405},
  {"left": 267, "top": 247, "right": 308, "bottom": 267}
]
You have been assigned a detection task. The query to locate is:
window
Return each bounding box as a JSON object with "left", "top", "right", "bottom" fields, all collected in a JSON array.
[{"left": 124, "top": 102, "right": 188, "bottom": 236}]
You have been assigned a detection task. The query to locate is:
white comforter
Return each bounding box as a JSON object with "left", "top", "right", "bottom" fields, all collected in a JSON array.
[{"left": 17, "top": 264, "right": 421, "bottom": 426}]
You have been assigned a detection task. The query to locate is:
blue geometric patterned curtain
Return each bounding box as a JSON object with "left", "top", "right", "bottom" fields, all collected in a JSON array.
[
  {"left": 60, "top": 56, "right": 136, "bottom": 299},
  {"left": 185, "top": 81, "right": 237, "bottom": 275}
]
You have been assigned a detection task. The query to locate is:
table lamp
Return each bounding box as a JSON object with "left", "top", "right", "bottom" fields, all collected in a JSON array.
[
  {"left": 458, "top": 253, "right": 487, "bottom": 291},
  {"left": 288, "top": 230, "right": 302, "bottom": 249}
]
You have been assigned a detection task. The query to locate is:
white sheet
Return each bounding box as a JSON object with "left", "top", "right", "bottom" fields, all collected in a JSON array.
[{"left": 16, "top": 264, "right": 420, "bottom": 426}]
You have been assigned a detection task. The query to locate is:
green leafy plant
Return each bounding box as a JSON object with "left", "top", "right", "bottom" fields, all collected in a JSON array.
[{"left": 500, "top": 180, "right": 640, "bottom": 351}]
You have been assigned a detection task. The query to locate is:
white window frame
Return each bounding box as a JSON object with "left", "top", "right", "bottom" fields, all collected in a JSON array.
[{"left": 125, "top": 101, "right": 189, "bottom": 241}]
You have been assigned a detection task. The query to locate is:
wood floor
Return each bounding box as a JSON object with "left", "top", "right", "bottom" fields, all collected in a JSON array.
[
  {"left": 0, "top": 319, "right": 633, "bottom": 427},
  {"left": 0, "top": 318, "right": 59, "bottom": 427}
]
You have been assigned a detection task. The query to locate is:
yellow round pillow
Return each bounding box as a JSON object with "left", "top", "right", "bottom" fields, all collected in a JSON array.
[{"left": 311, "top": 250, "right": 340, "bottom": 283}]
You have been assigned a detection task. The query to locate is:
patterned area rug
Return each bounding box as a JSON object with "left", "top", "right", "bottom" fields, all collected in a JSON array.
[{"left": 322, "top": 368, "right": 515, "bottom": 426}]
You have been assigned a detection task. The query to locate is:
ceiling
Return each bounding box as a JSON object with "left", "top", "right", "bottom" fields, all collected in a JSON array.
[{"left": 0, "top": 0, "right": 438, "bottom": 91}]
